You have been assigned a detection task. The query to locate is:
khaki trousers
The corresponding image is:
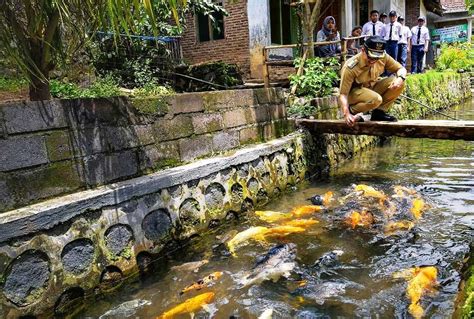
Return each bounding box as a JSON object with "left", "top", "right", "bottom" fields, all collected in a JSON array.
[{"left": 348, "top": 76, "right": 405, "bottom": 113}]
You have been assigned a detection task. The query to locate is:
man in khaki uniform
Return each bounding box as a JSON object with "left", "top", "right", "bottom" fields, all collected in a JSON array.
[{"left": 339, "top": 36, "right": 407, "bottom": 126}]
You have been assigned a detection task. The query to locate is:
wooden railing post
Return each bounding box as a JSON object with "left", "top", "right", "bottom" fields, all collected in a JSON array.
[
  {"left": 262, "top": 47, "right": 270, "bottom": 88},
  {"left": 341, "top": 38, "right": 347, "bottom": 63}
]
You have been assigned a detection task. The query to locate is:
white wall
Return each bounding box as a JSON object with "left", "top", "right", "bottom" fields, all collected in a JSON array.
[{"left": 247, "top": 0, "right": 271, "bottom": 78}]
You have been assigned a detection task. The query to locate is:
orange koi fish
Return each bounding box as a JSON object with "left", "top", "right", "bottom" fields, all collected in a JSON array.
[
  {"left": 354, "top": 184, "right": 386, "bottom": 200},
  {"left": 180, "top": 272, "right": 223, "bottom": 295},
  {"left": 157, "top": 292, "right": 215, "bottom": 319},
  {"left": 255, "top": 210, "right": 292, "bottom": 223},
  {"left": 283, "top": 219, "right": 319, "bottom": 228},
  {"left": 345, "top": 210, "right": 374, "bottom": 229},
  {"left": 265, "top": 225, "right": 306, "bottom": 236},
  {"left": 291, "top": 205, "right": 323, "bottom": 217},
  {"left": 410, "top": 198, "right": 426, "bottom": 220},
  {"left": 394, "top": 266, "right": 438, "bottom": 319},
  {"left": 384, "top": 220, "right": 415, "bottom": 235},
  {"left": 226, "top": 226, "right": 269, "bottom": 256}
]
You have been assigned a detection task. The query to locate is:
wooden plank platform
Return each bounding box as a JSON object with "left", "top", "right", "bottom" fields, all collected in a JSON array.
[{"left": 296, "top": 119, "right": 474, "bottom": 141}]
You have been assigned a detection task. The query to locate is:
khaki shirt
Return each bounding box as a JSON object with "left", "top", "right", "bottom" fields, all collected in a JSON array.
[{"left": 339, "top": 52, "right": 402, "bottom": 96}]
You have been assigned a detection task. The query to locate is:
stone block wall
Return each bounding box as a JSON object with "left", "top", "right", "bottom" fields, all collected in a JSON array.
[
  {"left": 0, "top": 134, "right": 307, "bottom": 318},
  {"left": 0, "top": 88, "right": 293, "bottom": 213}
]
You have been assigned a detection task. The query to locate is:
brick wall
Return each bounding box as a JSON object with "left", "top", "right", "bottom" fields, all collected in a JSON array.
[
  {"left": 0, "top": 88, "right": 293, "bottom": 213},
  {"left": 181, "top": 0, "right": 251, "bottom": 78},
  {"left": 406, "top": 0, "right": 421, "bottom": 26}
]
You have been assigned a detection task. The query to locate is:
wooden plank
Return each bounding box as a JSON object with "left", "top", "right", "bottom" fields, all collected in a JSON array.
[
  {"left": 263, "top": 47, "right": 270, "bottom": 88},
  {"left": 296, "top": 119, "right": 474, "bottom": 141}
]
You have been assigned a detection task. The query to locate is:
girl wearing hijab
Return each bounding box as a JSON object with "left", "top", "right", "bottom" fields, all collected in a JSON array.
[{"left": 315, "top": 16, "right": 341, "bottom": 57}]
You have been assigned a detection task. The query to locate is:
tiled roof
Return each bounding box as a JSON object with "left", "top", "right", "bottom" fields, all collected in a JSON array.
[{"left": 441, "top": 0, "right": 467, "bottom": 12}]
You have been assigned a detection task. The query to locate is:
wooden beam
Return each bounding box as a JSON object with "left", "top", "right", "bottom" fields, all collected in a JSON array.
[{"left": 296, "top": 119, "right": 474, "bottom": 141}]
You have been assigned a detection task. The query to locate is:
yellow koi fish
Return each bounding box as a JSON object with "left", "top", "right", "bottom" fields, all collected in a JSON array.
[
  {"left": 393, "top": 185, "right": 418, "bottom": 197},
  {"left": 384, "top": 220, "right": 415, "bottom": 235},
  {"left": 226, "top": 226, "right": 269, "bottom": 255},
  {"left": 322, "top": 191, "right": 334, "bottom": 206},
  {"left": 255, "top": 210, "right": 292, "bottom": 223},
  {"left": 157, "top": 292, "right": 215, "bottom": 319},
  {"left": 411, "top": 198, "right": 426, "bottom": 220},
  {"left": 180, "top": 272, "right": 223, "bottom": 295},
  {"left": 394, "top": 266, "right": 438, "bottom": 319},
  {"left": 292, "top": 205, "right": 323, "bottom": 217},
  {"left": 283, "top": 219, "right": 319, "bottom": 228},
  {"left": 345, "top": 210, "right": 374, "bottom": 229},
  {"left": 265, "top": 225, "right": 306, "bottom": 236},
  {"left": 354, "top": 184, "right": 386, "bottom": 200}
]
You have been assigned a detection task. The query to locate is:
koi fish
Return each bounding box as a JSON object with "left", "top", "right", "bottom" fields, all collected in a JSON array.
[
  {"left": 170, "top": 260, "right": 209, "bottom": 272},
  {"left": 394, "top": 266, "right": 438, "bottom": 319},
  {"left": 157, "top": 292, "right": 215, "bottom": 319},
  {"left": 255, "top": 210, "right": 292, "bottom": 223},
  {"left": 258, "top": 309, "right": 274, "bottom": 319},
  {"left": 180, "top": 272, "right": 223, "bottom": 295},
  {"left": 265, "top": 225, "right": 306, "bottom": 237},
  {"left": 283, "top": 219, "right": 319, "bottom": 228},
  {"left": 322, "top": 191, "right": 334, "bottom": 206},
  {"left": 345, "top": 210, "right": 374, "bottom": 229},
  {"left": 410, "top": 198, "right": 426, "bottom": 220},
  {"left": 354, "top": 184, "right": 386, "bottom": 200},
  {"left": 393, "top": 185, "right": 418, "bottom": 197},
  {"left": 291, "top": 205, "right": 323, "bottom": 217},
  {"left": 226, "top": 226, "right": 269, "bottom": 256},
  {"left": 384, "top": 220, "right": 415, "bottom": 235},
  {"left": 237, "top": 244, "right": 296, "bottom": 288}
]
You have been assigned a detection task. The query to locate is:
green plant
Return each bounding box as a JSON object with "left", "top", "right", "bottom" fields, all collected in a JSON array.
[
  {"left": 0, "top": 76, "right": 27, "bottom": 92},
  {"left": 287, "top": 98, "right": 317, "bottom": 118},
  {"left": 50, "top": 75, "right": 121, "bottom": 99},
  {"left": 435, "top": 42, "right": 474, "bottom": 71},
  {"left": 289, "top": 57, "right": 340, "bottom": 98}
]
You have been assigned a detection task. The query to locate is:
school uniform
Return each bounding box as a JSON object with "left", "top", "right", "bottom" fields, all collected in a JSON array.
[
  {"left": 410, "top": 25, "right": 430, "bottom": 73},
  {"left": 381, "top": 21, "right": 402, "bottom": 61},
  {"left": 397, "top": 26, "right": 412, "bottom": 67},
  {"left": 362, "top": 21, "right": 385, "bottom": 37}
]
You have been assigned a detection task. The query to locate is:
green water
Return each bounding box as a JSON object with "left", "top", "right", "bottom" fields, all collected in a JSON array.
[{"left": 79, "top": 99, "right": 473, "bottom": 319}]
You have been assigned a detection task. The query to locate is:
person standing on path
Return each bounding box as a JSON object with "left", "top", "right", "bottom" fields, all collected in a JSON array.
[
  {"left": 362, "top": 10, "right": 385, "bottom": 37},
  {"left": 338, "top": 36, "right": 407, "bottom": 126},
  {"left": 410, "top": 16, "right": 430, "bottom": 74},
  {"left": 397, "top": 16, "right": 412, "bottom": 67},
  {"left": 381, "top": 11, "right": 402, "bottom": 61}
]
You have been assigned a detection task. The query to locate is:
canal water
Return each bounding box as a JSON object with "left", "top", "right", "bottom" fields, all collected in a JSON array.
[{"left": 78, "top": 99, "right": 473, "bottom": 319}]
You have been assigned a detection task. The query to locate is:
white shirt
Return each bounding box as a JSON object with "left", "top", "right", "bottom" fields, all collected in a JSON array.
[
  {"left": 398, "top": 26, "right": 412, "bottom": 45},
  {"left": 362, "top": 21, "right": 385, "bottom": 36},
  {"left": 381, "top": 21, "right": 403, "bottom": 41},
  {"left": 410, "top": 26, "right": 430, "bottom": 45}
]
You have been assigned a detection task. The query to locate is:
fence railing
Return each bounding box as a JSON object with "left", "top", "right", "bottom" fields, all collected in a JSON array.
[{"left": 263, "top": 35, "right": 365, "bottom": 88}]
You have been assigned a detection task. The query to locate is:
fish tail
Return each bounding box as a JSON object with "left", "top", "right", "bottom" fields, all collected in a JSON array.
[{"left": 408, "top": 303, "right": 424, "bottom": 319}]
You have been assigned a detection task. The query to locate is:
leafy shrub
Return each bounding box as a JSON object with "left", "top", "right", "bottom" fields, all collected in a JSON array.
[
  {"left": 50, "top": 75, "right": 121, "bottom": 99},
  {"left": 132, "top": 83, "right": 174, "bottom": 98},
  {"left": 435, "top": 42, "right": 474, "bottom": 71},
  {"left": 130, "top": 83, "right": 175, "bottom": 114},
  {"left": 0, "top": 76, "right": 27, "bottom": 92},
  {"left": 289, "top": 57, "right": 340, "bottom": 98},
  {"left": 287, "top": 98, "right": 317, "bottom": 118}
]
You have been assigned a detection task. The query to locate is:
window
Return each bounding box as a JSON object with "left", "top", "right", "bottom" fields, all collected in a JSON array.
[
  {"left": 196, "top": 2, "right": 225, "bottom": 42},
  {"left": 270, "top": 0, "right": 297, "bottom": 45}
]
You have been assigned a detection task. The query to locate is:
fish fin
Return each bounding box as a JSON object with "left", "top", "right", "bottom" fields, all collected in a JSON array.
[{"left": 189, "top": 313, "right": 195, "bottom": 319}]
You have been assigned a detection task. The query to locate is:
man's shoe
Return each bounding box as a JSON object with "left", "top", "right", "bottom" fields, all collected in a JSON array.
[{"left": 370, "top": 109, "right": 398, "bottom": 122}]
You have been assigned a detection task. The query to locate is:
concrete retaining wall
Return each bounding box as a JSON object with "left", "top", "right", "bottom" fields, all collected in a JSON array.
[
  {"left": 0, "top": 88, "right": 293, "bottom": 213},
  {"left": 0, "top": 133, "right": 306, "bottom": 318}
]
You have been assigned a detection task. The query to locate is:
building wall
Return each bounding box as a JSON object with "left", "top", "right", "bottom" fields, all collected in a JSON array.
[
  {"left": 180, "top": 0, "right": 251, "bottom": 78},
  {"left": 247, "top": 0, "right": 271, "bottom": 79}
]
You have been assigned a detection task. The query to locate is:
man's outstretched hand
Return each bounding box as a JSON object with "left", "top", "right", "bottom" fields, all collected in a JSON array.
[{"left": 344, "top": 112, "right": 358, "bottom": 127}]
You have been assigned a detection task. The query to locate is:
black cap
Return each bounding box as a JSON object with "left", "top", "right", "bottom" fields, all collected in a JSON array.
[
  {"left": 389, "top": 10, "right": 397, "bottom": 17},
  {"left": 364, "top": 36, "right": 386, "bottom": 59},
  {"left": 380, "top": 12, "right": 388, "bottom": 17}
]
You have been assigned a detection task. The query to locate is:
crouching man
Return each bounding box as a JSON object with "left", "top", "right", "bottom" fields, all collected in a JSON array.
[{"left": 339, "top": 35, "right": 407, "bottom": 126}]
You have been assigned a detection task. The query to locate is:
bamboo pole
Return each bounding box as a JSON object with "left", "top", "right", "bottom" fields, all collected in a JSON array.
[{"left": 290, "top": 48, "right": 309, "bottom": 96}]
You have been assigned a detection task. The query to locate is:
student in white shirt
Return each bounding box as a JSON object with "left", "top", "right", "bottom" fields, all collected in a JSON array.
[
  {"left": 362, "top": 10, "right": 385, "bottom": 37},
  {"left": 397, "top": 16, "right": 412, "bottom": 67},
  {"left": 381, "top": 10, "right": 403, "bottom": 61},
  {"left": 410, "top": 16, "right": 430, "bottom": 73}
]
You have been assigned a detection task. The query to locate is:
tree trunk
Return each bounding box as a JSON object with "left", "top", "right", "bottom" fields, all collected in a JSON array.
[{"left": 29, "top": 76, "right": 51, "bottom": 101}]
